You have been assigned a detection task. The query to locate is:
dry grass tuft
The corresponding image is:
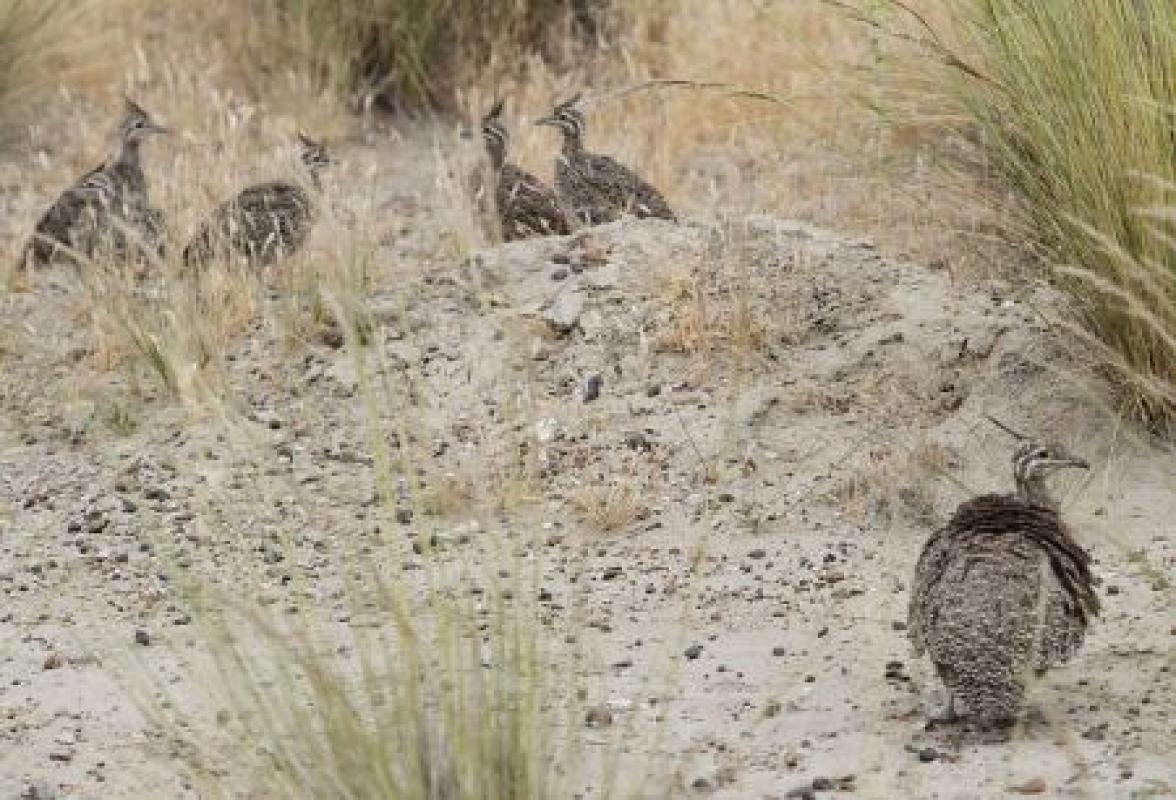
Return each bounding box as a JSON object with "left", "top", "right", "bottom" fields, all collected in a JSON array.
[
  {"left": 648, "top": 224, "right": 774, "bottom": 369},
  {"left": 571, "top": 476, "right": 645, "bottom": 533},
  {"left": 142, "top": 575, "right": 564, "bottom": 799}
]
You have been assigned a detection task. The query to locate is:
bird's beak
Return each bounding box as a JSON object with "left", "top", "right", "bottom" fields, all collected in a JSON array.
[
  {"left": 534, "top": 115, "right": 558, "bottom": 128},
  {"left": 149, "top": 123, "right": 170, "bottom": 135},
  {"left": 1055, "top": 456, "right": 1089, "bottom": 471}
]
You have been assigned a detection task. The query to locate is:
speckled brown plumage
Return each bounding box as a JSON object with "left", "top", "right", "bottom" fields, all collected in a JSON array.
[
  {"left": 479, "top": 100, "right": 569, "bottom": 241},
  {"left": 908, "top": 440, "right": 1099, "bottom": 725},
  {"left": 21, "top": 98, "right": 168, "bottom": 269},
  {"left": 536, "top": 94, "right": 674, "bottom": 227},
  {"left": 183, "top": 133, "right": 331, "bottom": 270}
]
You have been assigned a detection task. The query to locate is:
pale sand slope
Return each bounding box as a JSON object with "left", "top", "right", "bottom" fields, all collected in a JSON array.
[{"left": 0, "top": 129, "right": 1172, "bottom": 799}]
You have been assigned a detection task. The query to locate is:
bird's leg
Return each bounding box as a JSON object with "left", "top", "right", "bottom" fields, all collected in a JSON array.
[{"left": 925, "top": 693, "right": 960, "bottom": 730}]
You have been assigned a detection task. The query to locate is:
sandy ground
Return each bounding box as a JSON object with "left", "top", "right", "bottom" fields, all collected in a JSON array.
[{"left": 1, "top": 124, "right": 1174, "bottom": 799}]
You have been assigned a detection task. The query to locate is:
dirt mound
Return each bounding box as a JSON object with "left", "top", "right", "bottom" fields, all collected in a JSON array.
[{"left": 1, "top": 148, "right": 1172, "bottom": 797}]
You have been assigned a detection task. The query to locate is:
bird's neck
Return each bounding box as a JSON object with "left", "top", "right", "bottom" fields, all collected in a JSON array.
[
  {"left": 112, "top": 137, "right": 143, "bottom": 173},
  {"left": 301, "top": 163, "right": 324, "bottom": 192},
  {"left": 487, "top": 143, "right": 506, "bottom": 171},
  {"left": 562, "top": 134, "right": 584, "bottom": 156},
  {"left": 1015, "top": 475, "right": 1056, "bottom": 509}
]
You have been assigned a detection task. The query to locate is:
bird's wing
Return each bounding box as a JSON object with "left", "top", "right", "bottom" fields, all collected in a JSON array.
[
  {"left": 500, "top": 165, "right": 569, "bottom": 236},
  {"left": 232, "top": 182, "right": 310, "bottom": 216},
  {"left": 583, "top": 153, "right": 673, "bottom": 219}
]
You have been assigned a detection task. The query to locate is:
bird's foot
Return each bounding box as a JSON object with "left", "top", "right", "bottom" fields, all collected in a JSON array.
[
  {"left": 924, "top": 712, "right": 961, "bottom": 732},
  {"left": 924, "top": 697, "right": 960, "bottom": 731}
]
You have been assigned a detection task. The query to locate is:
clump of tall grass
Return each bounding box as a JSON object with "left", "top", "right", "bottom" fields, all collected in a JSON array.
[
  {"left": 958, "top": 0, "right": 1176, "bottom": 428},
  {"left": 241, "top": 0, "right": 615, "bottom": 111},
  {"left": 852, "top": 0, "right": 1176, "bottom": 428},
  {"left": 152, "top": 574, "right": 561, "bottom": 798}
]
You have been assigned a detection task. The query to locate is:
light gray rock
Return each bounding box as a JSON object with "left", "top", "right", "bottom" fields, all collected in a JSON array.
[{"left": 544, "top": 291, "right": 584, "bottom": 334}]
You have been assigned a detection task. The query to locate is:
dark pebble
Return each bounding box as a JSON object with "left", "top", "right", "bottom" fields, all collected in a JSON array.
[
  {"left": 22, "top": 780, "right": 56, "bottom": 800},
  {"left": 684, "top": 644, "right": 704, "bottom": 660},
  {"left": 917, "top": 747, "right": 938, "bottom": 763},
  {"left": 584, "top": 705, "right": 613, "bottom": 727},
  {"left": 1082, "top": 724, "right": 1107, "bottom": 741},
  {"left": 134, "top": 629, "right": 151, "bottom": 646},
  {"left": 583, "top": 374, "right": 603, "bottom": 403},
  {"left": 551, "top": 268, "right": 569, "bottom": 281}
]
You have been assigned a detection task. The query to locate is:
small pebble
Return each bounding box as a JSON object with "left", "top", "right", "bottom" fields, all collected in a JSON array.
[
  {"left": 22, "top": 781, "right": 56, "bottom": 800},
  {"left": 1009, "top": 777, "right": 1047, "bottom": 794},
  {"left": 584, "top": 705, "right": 613, "bottom": 728},
  {"left": 134, "top": 629, "right": 151, "bottom": 647},
  {"left": 583, "top": 374, "right": 603, "bottom": 403},
  {"left": 684, "top": 644, "right": 704, "bottom": 660}
]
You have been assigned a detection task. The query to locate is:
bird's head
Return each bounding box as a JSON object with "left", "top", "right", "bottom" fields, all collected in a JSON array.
[
  {"left": 297, "top": 131, "right": 333, "bottom": 172},
  {"left": 481, "top": 99, "right": 510, "bottom": 166},
  {"left": 535, "top": 93, "right": 584, "bottom": 141},
  {"left": 1012, "top": 440, "right": 1089, "bottom": 484},
  {"left": 119, "top": 96, "right": 169, "bottom": 143}
]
